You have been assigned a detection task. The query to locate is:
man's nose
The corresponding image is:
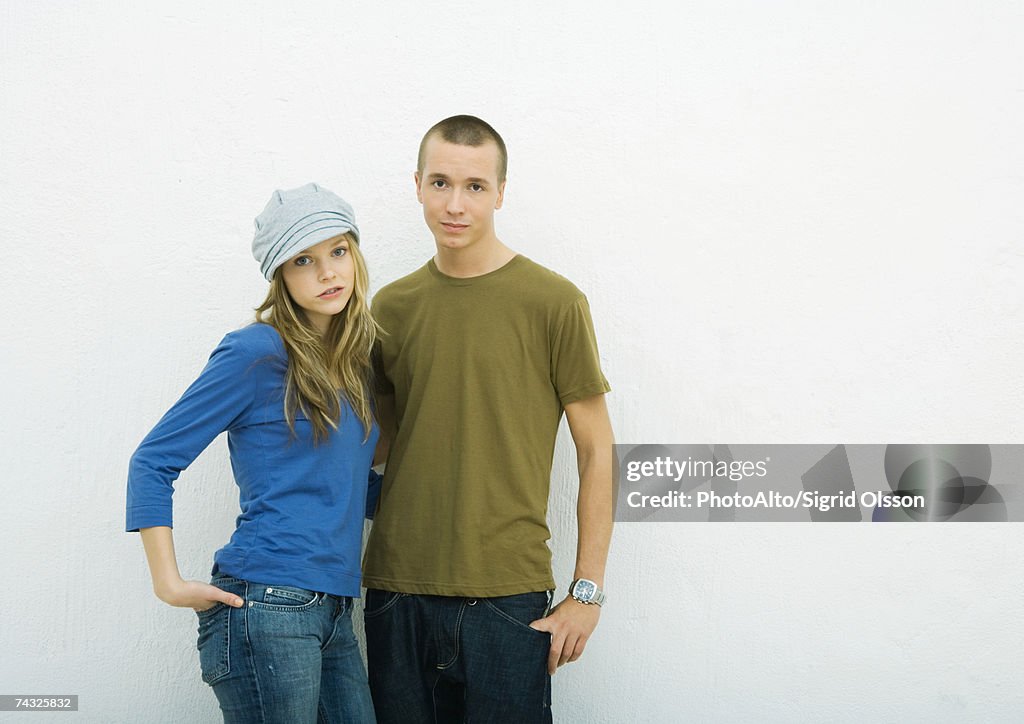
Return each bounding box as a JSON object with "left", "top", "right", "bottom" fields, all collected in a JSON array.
[{"left": 446, "top": 189, "right": 464, "bottom": 214}]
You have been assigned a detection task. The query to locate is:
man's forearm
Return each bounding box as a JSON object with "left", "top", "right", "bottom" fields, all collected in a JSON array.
[
  {"left": 563, "top": 393, "right": 615, "bottom": 589},
  {"left": 573, "top": 440, "right": 614, "bottom": 587}
]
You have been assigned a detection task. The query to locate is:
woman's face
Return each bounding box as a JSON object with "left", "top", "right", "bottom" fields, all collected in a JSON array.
[{"left": 279, "top": 234, "right": 355, "bottom": 333}]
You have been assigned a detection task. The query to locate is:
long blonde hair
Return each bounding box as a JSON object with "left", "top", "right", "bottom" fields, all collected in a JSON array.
[{"left": 254, "top": 234, "right": 378, "bottom": 442}]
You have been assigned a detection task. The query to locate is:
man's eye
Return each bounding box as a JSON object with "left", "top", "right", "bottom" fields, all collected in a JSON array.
[
  {"left": 332, "top": 246, "right": 348, "bottom": 257},
  {"left": 470, "top": 184, "right": 483, "bottom": 192},
  {"left": 432, "top": 179, "right": 447, "bottom": 189}
]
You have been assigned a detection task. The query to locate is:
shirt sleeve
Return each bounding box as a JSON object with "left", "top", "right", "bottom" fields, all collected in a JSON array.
[
  {"left": 125, "top": 332, "right": 258, "bottom": 532},
  {"left": 550, "top": 295, "right": 611, "bottom": 406}
]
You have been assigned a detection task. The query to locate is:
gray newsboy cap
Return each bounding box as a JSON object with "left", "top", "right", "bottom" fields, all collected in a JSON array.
[{"left": 252, "top": 182, "right": 360, "bottom": 281}]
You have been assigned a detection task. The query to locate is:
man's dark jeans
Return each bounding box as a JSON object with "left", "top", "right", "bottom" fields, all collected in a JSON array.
[{"left": 364, "top": 589, "right": 553, "bottom": 723}]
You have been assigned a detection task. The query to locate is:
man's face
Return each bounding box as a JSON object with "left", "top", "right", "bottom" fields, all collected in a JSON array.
[{"left": 415, "top": 136, "right": 505, "bottom": 252}]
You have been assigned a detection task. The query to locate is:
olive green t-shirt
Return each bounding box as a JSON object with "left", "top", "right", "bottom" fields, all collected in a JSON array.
[{"left": 363, "top": 255, "right": 610, "bottom": 596}]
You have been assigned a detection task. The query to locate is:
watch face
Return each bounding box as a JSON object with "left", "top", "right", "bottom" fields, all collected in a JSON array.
[{"left": 574, "top": 580, "right": 596, "bottom": 601}]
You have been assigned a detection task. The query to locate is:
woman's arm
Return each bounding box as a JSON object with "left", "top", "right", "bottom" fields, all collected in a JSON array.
[
  {"left": 127, "top": 329, "right": 263, "bottom": 608},
  {"left": 127, "top": 332, "right": 259, "bottom": 531},
  {"left": 139, "top": 526, "right": 244, "bottom": 611}
]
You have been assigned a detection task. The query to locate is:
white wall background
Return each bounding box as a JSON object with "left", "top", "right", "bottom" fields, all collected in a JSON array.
[{"left": 2, "top": 1, "right": 1022, "bottom": 721}]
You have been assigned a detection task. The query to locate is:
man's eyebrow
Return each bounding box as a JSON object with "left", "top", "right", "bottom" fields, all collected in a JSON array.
[{"left": 426, "top": 173, "right": 489, "bottom": 184}]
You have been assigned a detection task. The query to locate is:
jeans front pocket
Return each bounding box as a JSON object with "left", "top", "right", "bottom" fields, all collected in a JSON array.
[
  {"left": 250, "top": 584, "right": 321, "bottom": 612},
  {"left": 481, "top": 592, "right": 552, "bottom": 638},
  {"left": 363, "top": 588, "right": 407, "bottom": 619},
  {"left": 196, "top": 604, "right": 231, "bottom": 685}
]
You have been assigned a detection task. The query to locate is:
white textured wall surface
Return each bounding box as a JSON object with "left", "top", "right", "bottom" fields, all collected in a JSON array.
[{"left": 3, "top": 1, "right": 1023, "bottom": 722}]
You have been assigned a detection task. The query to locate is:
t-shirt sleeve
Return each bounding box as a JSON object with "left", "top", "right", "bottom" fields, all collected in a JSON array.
[
  {"left": 125, "top": 332, "right": 258, "bottom": 532},
  {"left": 550, "top": 295, "right": 611, "bottom": 406}
]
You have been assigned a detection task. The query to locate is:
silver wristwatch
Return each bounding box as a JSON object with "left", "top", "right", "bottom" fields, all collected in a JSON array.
[{"left": 569, "top": 578, "right": 606, "bottom": 606}]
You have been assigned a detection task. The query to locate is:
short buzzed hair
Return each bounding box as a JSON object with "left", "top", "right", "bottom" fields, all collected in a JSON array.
[{"left": 418, "top": 115, "right": 508, "bottom": 182}]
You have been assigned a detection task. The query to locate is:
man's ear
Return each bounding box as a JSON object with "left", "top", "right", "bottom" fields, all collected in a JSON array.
[
  {"left": 414, "top": 171, "right": 423, "bottom": 204},
  {"left": 495, "top": 180, "right": 506, "bottom": 210}
]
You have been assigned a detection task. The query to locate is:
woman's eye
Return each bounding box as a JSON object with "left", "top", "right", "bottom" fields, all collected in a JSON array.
[
  {"left": 332, "top": 246, "right": 348, "bottom": 257},
  {"left": 294, "top": 256, "right": 312, "bottom": 266}
]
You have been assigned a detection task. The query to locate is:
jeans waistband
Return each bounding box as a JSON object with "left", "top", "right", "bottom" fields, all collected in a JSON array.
[{"left": 211, "top": 573, "right": 349, "bottom": 605}]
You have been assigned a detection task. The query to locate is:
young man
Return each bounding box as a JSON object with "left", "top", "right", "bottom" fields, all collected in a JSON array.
[{"left": 364, "top": 115, "right": 614, "bottom": 723}]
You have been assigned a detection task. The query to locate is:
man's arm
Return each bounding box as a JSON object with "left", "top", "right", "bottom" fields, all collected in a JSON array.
[
  {"left": 373, "top": 391, "right": 396, "bottom": 467},
  {"left": 529, "top": 392, "right": 614, "bottom": 675},
  {"left": 365, "top": 392, "right": 395, "bottom": 519}
]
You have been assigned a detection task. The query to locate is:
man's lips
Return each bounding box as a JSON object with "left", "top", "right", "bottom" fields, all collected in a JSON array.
[
  {"left": 318, "top": 287, "right": 344, "bottom": 298},
  {"left": 441, "top": 222, "right": 468, "bottom": 231}
]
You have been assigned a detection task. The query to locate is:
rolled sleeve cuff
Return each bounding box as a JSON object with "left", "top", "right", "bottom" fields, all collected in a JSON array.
[{"left": 126, "top": 505, "right": 173, "bottom": 533}]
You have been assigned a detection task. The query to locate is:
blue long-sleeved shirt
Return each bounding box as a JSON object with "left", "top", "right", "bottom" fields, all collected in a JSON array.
[{"left": 126, "top": 323, "right": 379, "bottom": 597}]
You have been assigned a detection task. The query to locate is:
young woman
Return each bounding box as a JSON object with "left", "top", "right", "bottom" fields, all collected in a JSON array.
[{"left": 126, "top": 183, "right": 379, "bottom": 723}]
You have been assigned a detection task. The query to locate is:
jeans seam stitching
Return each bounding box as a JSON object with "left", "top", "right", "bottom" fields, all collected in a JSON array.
[
  {"left": 248, "top": 594, "right": 321, "bottom": 612},
  {"left": 321, "top": 598, "right": 348, "bottom": 652},
  {"left": 435, "top": 602, "right": 465, "bottom": 670},
  {"left": 261, "top": 586, "right": 318, "bottom": 605},
  {"left": 363, "top": 590, "right": 405, "bottom": 619},
  {"left": 241, "top": 581, "right": 268, "bottom": 722}
]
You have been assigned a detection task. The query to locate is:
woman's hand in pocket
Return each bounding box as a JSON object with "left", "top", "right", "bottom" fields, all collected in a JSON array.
[{"left": 155, "top": 577, "right": 245, "bottom": 612}]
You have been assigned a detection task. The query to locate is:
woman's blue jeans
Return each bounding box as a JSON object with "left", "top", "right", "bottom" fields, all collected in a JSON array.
[{"left": 196, "top": 575, "right": 375, "bottom": 723}]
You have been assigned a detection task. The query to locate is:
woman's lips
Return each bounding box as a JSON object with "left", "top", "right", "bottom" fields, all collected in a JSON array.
[{"left": 319, "top": 287, "right": 343, "bottom": 299}]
